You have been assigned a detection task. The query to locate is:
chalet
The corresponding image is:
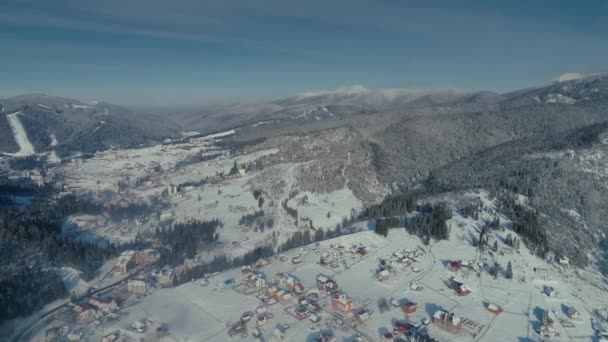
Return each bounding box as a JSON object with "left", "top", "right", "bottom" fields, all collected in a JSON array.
[
  {"left": 159, "top": 211, "right": 173, "bottom": 222},
  {"left": 544, "top": 286, "right": 557, "bottom": 297},
  {"left": 255, "top": 257, "right": 271, "bottom": 268},
  {"left": 354, "top": 308, "right": 370, "bottom": 323},
  {"left": 316, "top": 274, "right": 338, "bottom": 292},
  {"left": 127, "top": 279, "right": 148, "bottom": 295},
  {"left": 155, "top": 267, "right": 175, "bottom": 287},
  {"left": 542, "top": 311, "right": 555, "bottom": 327},
  {"left": 275, "top": 272, "right": 289, "bottom": 285},
  {"left": 393, "top": 321, "right": 412, "bottom": 336},
  {"left": 266, "top": 286, "right": 279, "bottom": 298},
  {"left": 331, "top": 292, "right": 353, "bottom": 313},
  {"left": 558, "top": 255, "right": 570, "bottom": 267},
  {"left": 240, "top": 311, "right": 254, "bottom": 323},
  {"left": 381, "top": 332, "right": 394, "bottom": 342},
  {"left": 401, "top": 302, "right": 418, "bottom": 314},
  {"left": 448, "top": 260, "right": 461, "bottom": 271},
  {"left": 72, "top": 303, "right": 101, "bottom": 323},
  {"left": 487, "top": 303, "right": 503, "bottom": 315},
  {"left": 89, "top": 297, "right": 118, "bottom": 314},
  {"left": 377, "top": 269, "right": 390, "bottom": 281},
  {"left": 567, "top": 306, "right": 581, "bottom": 320},
  {"left": 538, "top": 325, "right": 559, "bottom": 338},
  {"left": 295, "top": 305, "right": 310, "bottom": 319},
  {"left": 134, "top": 248, "right": 159, "bottom": 265},
  {"left": 115, "top": 250, "right": 135, "bottom": 275},
  {"left": 456, "top": 284, "right": 472, "bottom": 296},
  {"left": 245, "top": 272, "right": 267, "bottom": 289},
  {"left": 230, "top": 322, "right": 247, "bottom": 336},
  {"left": 409, "top": 282, "right": 423, "bottom": 291},
  {"left": 319, "top": 332, "right": 337, "bottom": 342},
  {"left": 132, "top": 320, "right": 147, "bottom": 333},
  {"left": 433, "top": 310, "right": 463, "bottom": 334},
  {"left": 257, "top": 314, "right": 268, "bottom": 326},
  {"left": 101, "top": 331, "right": 120, "bottom": 342},
  {"left": 533, "top": 267, "right": 551, "bottom": 276}
]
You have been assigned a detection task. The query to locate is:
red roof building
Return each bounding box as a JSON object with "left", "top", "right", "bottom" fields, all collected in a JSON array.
[{"left": 331, "top": 292, "right": 353, "bottom": 313}]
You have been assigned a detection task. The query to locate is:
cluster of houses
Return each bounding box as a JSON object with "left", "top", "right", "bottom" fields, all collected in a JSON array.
[
  {"left": 375, "top": 248, "right": 426, "bottom": 282},
  {"left": 72, "top": 295, "right": 119, "bottom": 323},
  {"left": 114, "top": 248, "right": 160, "bottom": 275},
  {"left": 319, "top": 242, "right": 369, "bottom": 269}
]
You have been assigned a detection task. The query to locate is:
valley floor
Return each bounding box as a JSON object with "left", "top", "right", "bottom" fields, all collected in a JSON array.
[{"left": 28, "top": 197, "right": 608, "bottom": 342}]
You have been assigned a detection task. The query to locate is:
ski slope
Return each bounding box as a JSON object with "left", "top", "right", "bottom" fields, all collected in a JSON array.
[{"left": 6, "top": 111, "right": 35, "bottom": 156}]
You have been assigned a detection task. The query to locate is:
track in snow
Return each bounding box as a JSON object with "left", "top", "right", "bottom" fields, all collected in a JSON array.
[{"left": 6, "top": 111, "right": 35, "bottom": 156}]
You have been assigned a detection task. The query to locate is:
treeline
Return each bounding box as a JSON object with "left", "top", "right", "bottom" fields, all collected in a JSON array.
[
  {"left": 175, "top": 152, "right": 221, "bottom": 170},
  {"left": 8, "top": 155, "right": 47, "bottom": 171},
  {"left": 407, "top": 203, "right": 452, "bottom": 244},
  {"left": 501, "top": 197, "right": 549, "bottom": 257},
  {"left": 362, "top": 192, "right": 417, "bottom": 219},
  {"left": 1, "top": 195, "right": 117, "bottom": 279},
  {"left": 155, "top": 219, "right": 223, "bottom": 266},
  {"left": 374, "top": 217, "right": 403, "bottom": 237},
  {"left": 106, "top": 201, "right": 156, "bottom": 221},
  {"left": 0, "top": 268, "right": 67, "bottom": 321},
  {"left": 239, "top": 210, "right": 273, "bottom": 232},
  {"left": 173, "top": 224, "right": 354, "bottom": 286},
  {"left": 0, "top": 193, "right": 120, "bottom": 321}
]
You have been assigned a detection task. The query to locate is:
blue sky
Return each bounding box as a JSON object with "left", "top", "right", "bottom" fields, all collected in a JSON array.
[{"left": 1, "top": 0, "right": 607, "bottom": 106}]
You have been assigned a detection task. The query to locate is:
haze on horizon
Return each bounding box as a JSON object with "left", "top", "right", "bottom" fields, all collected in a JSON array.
[{"left": 1, "top": 0, "right": 607, "bottom": 107}]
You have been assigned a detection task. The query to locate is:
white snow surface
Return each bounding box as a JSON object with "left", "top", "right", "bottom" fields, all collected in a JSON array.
[{"left": 36, "top": 189, "right": 607, "bottom": 342}]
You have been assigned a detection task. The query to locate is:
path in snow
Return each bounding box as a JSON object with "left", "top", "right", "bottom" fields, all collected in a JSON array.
[{"left": 6, "top": 111, "right": 35, "bottom": 156}]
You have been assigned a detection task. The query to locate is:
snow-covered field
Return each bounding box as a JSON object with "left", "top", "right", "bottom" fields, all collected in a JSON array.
[
  {"left": 6, "top": 111, "right": 35, "bottom": 156},
  {"left": 42, "top": 191, "right": 607, "bottom": 342}
]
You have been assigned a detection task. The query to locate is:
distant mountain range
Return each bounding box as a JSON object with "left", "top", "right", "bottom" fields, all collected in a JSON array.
[
  {"left": 0, "top": 94, "right": 180, "bottom": 157},
  {"left": 2, "top": 73, "right": 607, "bottom": 158}
]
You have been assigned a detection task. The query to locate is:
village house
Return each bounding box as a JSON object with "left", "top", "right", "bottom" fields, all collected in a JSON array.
[
  {"left": 72, "top": 303, "right": 102, "bottom": 323},
  {"left": 433, "top": 310, "right": 464, "bottom": 334},
  {"left": 456, "top": 284, "right": 472, "bottom": 296},
  {"left": 487, "top": 303, "right": 503, "bottom": 315},
  {"left": 255, "top": 257, "right": 271, "bottom": 268},
  {"left": 401, "top": 302, "right": 418, "bottom": 314},
  {"left": 381, "top": 332, "right": 394, "bottom": 342},
  {"left": 331, "top": 292, "right": 353, "bottom": 313},
  {"left": 159, "top": 211, "right": 173, "bottom": 222},
  {"left": 544, "top": 286, "right": 557, "bottom": 297},
  {"left": 127, "top": 279, "right": 148, "bottom": 295},
  {"left": 558, "top": 255, "right": 570, "bottom": 267},
  {"left": 155, "top": 267, "right": 175, "bottom": 287},
  {"left": 319, "top": 332, "right": 337, "bottom": 342},
  {"left": 89, "top": 297, "right": 119, "bottom": 314},
  {"left": 101, "top": 331, "right": 120, "bottom": 342},
  {"left": 245, "top": 272, "right": 267, "bottom": 289},
  {"left": 448, "top": 260, "right": 461, "bottom": 271},
  {"left": 354, "top": 308, "right": 370, "bottom": 323},
  {"left": 134, "top": 248, "right": 159, "bottom": 265},
  {"left": 377, "top": 269, "right": 390, "bottom": 281},
  {"left": 295, "top": 305, "right": 310, "bottom": 319},
  {"left": 316, "top": 274, "right": 338, "bottom": 292},
  {"left": 393, "top": 321, "right": 412, "bottom": 336},
  {"left": 567, "top": 306, "right": 582, "bottom": 320},
  {"left": 533, "top": 267, "right": 551, "bottom": 276},
  {"left": 115, "top": 250, "right": 136, "bottom": 275}
]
